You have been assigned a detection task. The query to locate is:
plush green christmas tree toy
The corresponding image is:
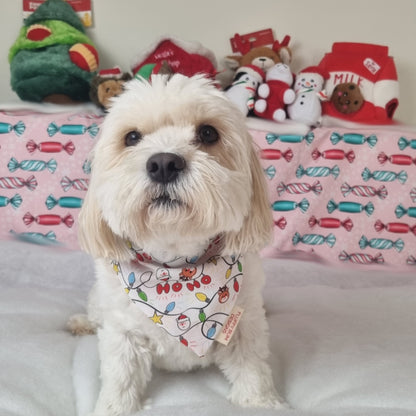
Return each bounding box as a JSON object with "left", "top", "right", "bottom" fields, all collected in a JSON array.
[{"left": 9, "top": 0, "right": 99, "bottom": 103}]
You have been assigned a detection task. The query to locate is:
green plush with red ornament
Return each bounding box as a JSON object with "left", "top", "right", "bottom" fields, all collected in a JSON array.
[{"left": 9, "top": 0, "right": 99, "bottom": 103}]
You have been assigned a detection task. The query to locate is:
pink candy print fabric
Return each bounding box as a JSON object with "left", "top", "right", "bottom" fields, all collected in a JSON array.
[
  {"left": 251, "top": 126, "right": 416, "bottom": 270},
  {"left": 0, "top": 109, "right": 103, "bottom": 249}
]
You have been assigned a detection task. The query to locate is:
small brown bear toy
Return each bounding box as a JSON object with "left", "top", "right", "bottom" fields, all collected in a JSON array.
[
  {"left": 90, "top": 67, "right": 132, "bottom": 110},
  {"left": 225, "top": 34, "right": 292, "bottom": 72}
]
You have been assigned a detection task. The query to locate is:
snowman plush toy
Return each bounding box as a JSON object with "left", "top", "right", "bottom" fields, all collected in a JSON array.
[
  {"left": 287, "top": 66, "right": 329, "bottom": 126},
  {"left": 224, "top": 64, "right": 265, "bottom": 115}
]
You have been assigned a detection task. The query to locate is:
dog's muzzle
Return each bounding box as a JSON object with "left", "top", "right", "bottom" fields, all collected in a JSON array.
[
  {"left": 147, "top": 152, "right": 186, "bottom": 208},
  {"left": 146, "top": 152, "right": 186, "bottom": 184}
]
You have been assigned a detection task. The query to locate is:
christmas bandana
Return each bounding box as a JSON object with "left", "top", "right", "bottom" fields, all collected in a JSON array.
[{"left": 112, "top": 237, "right": 243, "bottom": 357}]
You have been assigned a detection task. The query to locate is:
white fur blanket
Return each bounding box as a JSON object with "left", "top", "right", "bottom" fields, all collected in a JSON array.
[{"left": 1, "top": 240, "right": 415, "bottom": 416}]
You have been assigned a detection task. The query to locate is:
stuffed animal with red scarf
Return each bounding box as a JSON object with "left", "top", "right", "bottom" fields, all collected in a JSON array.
[{"left": 224, "top": 65, "right": 265, "bottom": 115}]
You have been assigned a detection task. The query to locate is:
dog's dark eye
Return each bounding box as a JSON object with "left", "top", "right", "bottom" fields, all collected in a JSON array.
[
  {"left": 124, "top": 130, "right": 142, "bottom": 147},
  {"left": 197, "top": 125, "right": 219, "bottom": 145}
]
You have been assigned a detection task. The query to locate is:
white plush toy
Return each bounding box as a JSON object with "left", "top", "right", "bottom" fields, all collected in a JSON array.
[
  {"left": 287, "top": 66, "right": 329, "bottom": 126},
  {"left": 224, "top": 65, "right": 265, "bottom": 115},
  {"left": 254, "top": 63, "right": 295, "bottom": 122}
]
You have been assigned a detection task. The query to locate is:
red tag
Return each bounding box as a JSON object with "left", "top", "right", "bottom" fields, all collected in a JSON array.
[
  {"left": 22, "top": 0, "right": 93, "bottom": 27},
  {"left": 230, "top": 29, "right": 275, "bottom": 53}
]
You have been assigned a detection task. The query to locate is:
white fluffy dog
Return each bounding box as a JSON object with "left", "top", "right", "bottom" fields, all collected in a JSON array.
[{"left": 69, "top": 74, "right": 284, "bottom": 415}]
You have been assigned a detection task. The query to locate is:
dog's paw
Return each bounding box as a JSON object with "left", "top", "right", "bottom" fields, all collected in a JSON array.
[
  {"left": 229, "top": 386, "right": 287, "bottom": 410},
  {"left": 89, "top": 396, "right": 145, "bottom": 416},
  {"left": 67, "top": 313, "right": 97, "bottom": 335},
  {"left": 230, "top": 393, "right": 287, "bottom": 410}
]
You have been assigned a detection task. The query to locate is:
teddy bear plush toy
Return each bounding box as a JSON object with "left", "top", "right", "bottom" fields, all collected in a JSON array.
[
  {"left": 89, "top": 67, "right": 132, "bottom": 110},
  {"left": 254, "top": 63, "right": 295, "bottom": 122},
  {"left": 224, "top": 64, "right": 265, "bottom": 115},
  {"left": 287, "top": 66, "right": 329, "bottom": 126},
  {"left": 225, "top": 35, "right": 292, "bottom": 73}
]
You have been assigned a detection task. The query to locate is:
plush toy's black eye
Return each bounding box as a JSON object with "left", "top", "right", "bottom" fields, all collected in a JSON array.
[
  {"left": 124, "top": 130, "right": 142, "bottom": 146},
  {"left": 197, "top": 125, "right": 219, "bottom": 145}
]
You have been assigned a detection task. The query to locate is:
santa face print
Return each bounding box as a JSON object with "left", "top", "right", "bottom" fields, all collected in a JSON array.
[
  {"left": 156, "top": 268, "right": 171, "bottom": 281},
  {"left": 176, "top": 314, "right": 191, "bottom": 330}
]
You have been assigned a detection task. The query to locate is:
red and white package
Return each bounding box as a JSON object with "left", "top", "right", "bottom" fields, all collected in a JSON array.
[{"left": 318, "top": 42, "right": 399, "bottom": 124}]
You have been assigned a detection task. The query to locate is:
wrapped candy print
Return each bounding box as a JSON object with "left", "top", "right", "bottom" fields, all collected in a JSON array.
[
  {"left": 47, "top": 122, "right": 99, "bottom": 138},
  {"left": 276, "top": 181, "right": 322, "bottom": 196},
  {"left": 0, "top": 175, "right": 37, "bottom": 191},
  {"left": 0, "top": 194, "right": 22, "bottom": 209},
  {"left": 296, "top": 164, "right": 340, "bottom": 179},
  {"left": 23, "top": 212, "right": 74, "bottom": 228},
  {"left": 8, "top": 157, "right": 57, "bottom": 173},
  {"left": 250, "top": 125, "right": 416, "bottom": 269},
  {"left": 60, "top": 176, "right": 89, "bottom": 192},
  {"left": 0, "top": 120, "right": 25, "bottom": 136},
  {"left": 26, "top": 140, "right": 75, "bottom": 155},
  {"left": 0, "top": 109, "right": 104, "bottom": 249}
]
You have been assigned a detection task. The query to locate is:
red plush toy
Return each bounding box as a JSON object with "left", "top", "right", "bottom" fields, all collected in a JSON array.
[
  {"left": 318, "top": 42, "right": 399, "bottom": 123},
  {"left": 254, "top": 63, "right": 295, "bottom": 122},
  {"left": 131, "top": 36, "right": 217, "bottom": 79}
]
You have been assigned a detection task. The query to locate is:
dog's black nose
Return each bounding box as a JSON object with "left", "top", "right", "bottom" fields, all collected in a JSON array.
[{"left": 146, "top": 152, "right": 186, "bottom": 184}]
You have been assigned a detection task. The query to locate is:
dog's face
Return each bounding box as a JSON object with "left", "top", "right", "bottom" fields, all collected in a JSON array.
[{"left": 79, "top": 74, "right": 271, "bottom": 259}]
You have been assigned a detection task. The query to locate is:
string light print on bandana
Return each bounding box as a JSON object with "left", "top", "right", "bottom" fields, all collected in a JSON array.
[{"left": 112, "top": 237, "right": 243, "bottom": 357}]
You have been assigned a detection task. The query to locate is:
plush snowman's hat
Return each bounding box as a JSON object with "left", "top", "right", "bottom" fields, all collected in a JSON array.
[
  {"left": 298, "top": 66, "right": 330, "bottom": 80},
  {"left": 236, "top": 64, "right": 265, "bottom": 83}
]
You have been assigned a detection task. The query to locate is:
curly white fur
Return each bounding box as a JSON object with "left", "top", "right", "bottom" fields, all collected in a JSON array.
[{"left": 69, "top": 74, "right": 284, "bottom": 415}]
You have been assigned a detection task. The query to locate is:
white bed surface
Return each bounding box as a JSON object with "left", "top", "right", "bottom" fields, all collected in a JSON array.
[{"left": 1, "top": 240, "right": 415, "bottom": 416}]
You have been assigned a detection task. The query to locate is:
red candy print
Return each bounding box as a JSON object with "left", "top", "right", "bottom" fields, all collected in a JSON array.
[
  {"left": 309, "top": 216, "right": 353, "bottom": 231},
  {"left": 274, "top": 217, "right": 287, "bottom": 230},
  {"left": 26, "top": 140, "right": 75, "bottom": 155},
  {"left": 312, "top": 148, "right": 355, "bottom": 163},
  {"left": 260, "top": 148, "right": 293, "bottom": 162},
  {"left": 23, "top": 212, "right": 74, "bottom": 228},
  {"left": 378, "top": 152, "right": 416, "bottom": 166},
  {"left": 374, "top": 220, "right": 416, "bottom": 235}
]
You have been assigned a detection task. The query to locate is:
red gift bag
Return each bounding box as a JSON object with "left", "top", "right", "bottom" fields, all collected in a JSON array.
[{"left": 319, "top": 42, "right": 399, "bottom": 124}]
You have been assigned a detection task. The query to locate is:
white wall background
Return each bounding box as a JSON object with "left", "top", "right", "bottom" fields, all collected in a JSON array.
[{"left": 1, "top": 0, "right": 415, "bottom": 125}]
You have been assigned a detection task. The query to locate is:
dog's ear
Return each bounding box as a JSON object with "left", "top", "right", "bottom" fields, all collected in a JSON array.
[
  {"left": 225, "top": 138, "right": 273, "bottom": 254},
  {"left": 78, "top": 188, "right": 127, "bottom": 260}
]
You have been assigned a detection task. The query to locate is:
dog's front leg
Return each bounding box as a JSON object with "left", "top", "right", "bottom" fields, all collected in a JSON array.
[
  {"left": 215, "top": 299, "right": 285, "bottom": 409},
  {"left": 93, "top": 325, "right": 152, "bottom": 416}
]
